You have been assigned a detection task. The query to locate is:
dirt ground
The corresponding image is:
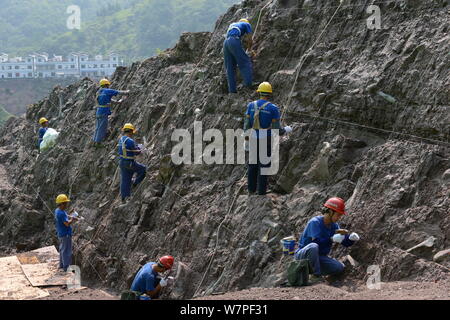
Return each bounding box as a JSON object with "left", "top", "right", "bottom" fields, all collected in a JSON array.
[
  {"left": 34, "top": 279, "right": 449, "bottom": 300},
  {"left": 37, "top": 286, "right": 120, "bottom": 300},
  {"left": 197, "top": 280, "right": 450, "bottom": 300}
]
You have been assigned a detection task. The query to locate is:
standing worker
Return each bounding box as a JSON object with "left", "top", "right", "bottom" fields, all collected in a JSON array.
[
  {"left": 244, "top": 82, "right": 292, "bottom": 195},
  {"left": 294, "top": 197, "right": 361, "bottom": 283},
  {"left": 93, "top": 79, "right": 130, "bottom": 147},
  {"left": 54, "top": 194, "right": 78, "bottom": 272},
  {"left": 223, "top": 18, "right": 255, "bottom": 94},
  {"left": 128, "top": 256, "right": 175, "bottom": 300},
  {"left": 118, "top": 123, "right": 147, "bottom": 204},
  {"left": 37, "top": 117, "right": 49, "bottom": 148}
]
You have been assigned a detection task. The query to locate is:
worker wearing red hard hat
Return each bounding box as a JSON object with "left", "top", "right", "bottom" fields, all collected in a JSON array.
[
  {"left": 294, "top": 197, "right": 360, "bottom": 283},
  {"left": 129, "top": 256, "right": 174, "bottom": 300}
]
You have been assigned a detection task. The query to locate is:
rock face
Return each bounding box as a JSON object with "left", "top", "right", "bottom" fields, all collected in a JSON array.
[{"left": 0, "top": 0, "right": 448, "bottom": 298}]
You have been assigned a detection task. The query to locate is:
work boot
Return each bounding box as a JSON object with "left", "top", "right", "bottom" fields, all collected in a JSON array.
[{"left": 308, "top": 274, "right": 324, "bottom": 285}]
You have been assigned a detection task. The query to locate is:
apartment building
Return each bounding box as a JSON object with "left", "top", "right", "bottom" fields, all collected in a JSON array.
[{"left": 0, "top": 53, "right": 122, "bottom": 79}]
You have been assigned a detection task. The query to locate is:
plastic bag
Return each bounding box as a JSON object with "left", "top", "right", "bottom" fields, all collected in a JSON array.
[{"left": 40, "top": 128, "right": 59, "bottom": 152}]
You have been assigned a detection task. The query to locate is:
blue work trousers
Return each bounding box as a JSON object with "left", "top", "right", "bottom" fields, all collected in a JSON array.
[
  {"left": 58, "top": 235, "right": 72, "bottom": 272},
  {"left": 294, "top": 243, "right": 345, "bottom": 276},
  {"left": 93, "top": 114, "right": 109, "bottom": 143},
  {"left": 248, "top": 137, "right": 271, "bottom": 195},
  {"left": 120, "top": 159, "right": 147, "bottom": 200},
  {"left": 223, "top": 37, "right": 253, "bottom": 93}
]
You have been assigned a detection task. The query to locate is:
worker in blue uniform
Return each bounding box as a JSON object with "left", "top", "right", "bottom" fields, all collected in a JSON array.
[
  {"left": 118, "top": 123, "right": 147, "bottom": 204},
  {"left": 93, "top": 78, "right": 130, "bottom": 147},
  {"left": 37, "top": 117, "right": 49, "bottom": 148},
  {"left": 295, "top": 197, "right": 361, "bottom": 283},
  {"left": 223, "top": 18, "right": 255, "bottom": 93},
  {"left": 244, "top": 82, "right": 292, "bottom": 195}
]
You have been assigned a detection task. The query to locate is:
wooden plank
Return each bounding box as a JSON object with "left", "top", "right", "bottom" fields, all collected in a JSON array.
[
  {"left": 21, "top": 263, "right": 71, "bottom": 287},
  {"left": 0, "top": 256, "right": 49, "bottom": 300},
  {"left": 17, "top": 246, "right": 59, "bottom": 265}
]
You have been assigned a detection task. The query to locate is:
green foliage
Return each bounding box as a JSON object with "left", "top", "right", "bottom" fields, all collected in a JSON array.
[{"left": 0, "top": 0, "right": 239, "bottom": 62}]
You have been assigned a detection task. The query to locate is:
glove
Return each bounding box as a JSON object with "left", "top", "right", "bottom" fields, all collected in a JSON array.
[
  {"left": 349, "top": 232, "right": 360, "bottom": 241},
  {"left": 159, "top": 278, "right": 168, "bottom": 287},
  {"left": 71, "top": 212, "right": 79, "bottom": 218},
  {"left": 284, "top": 126, "right": 293, "bottom": 133},
  {"left": 332, "top": 234, "right": 345, "bottom": 243}
]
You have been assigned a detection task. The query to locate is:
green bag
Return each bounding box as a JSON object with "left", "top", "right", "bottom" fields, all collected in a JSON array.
[
  {"left": 287, "top": 259, "right": 312, "bottom": 287},
  {"left": 120, "top": 290, "right": 141, "bottom": 300}
]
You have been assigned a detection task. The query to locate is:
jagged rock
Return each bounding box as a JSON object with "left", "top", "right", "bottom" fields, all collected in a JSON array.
[
  {"left": 433, "top": 249, "right": 450, "bottom": 263},
  {"left": 0, "top": 0, "right": 448, "bottom": 299}
]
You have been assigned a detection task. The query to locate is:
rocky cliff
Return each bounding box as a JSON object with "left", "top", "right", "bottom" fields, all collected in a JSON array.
[{"left": 0, "top": 0, "right": 448, "bottom": 299}]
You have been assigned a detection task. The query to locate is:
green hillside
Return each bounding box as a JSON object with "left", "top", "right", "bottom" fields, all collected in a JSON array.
[
  {"left": 0, "top": 0, "right": 239, "bottom": 62},
  {"left": 0, "top": 105, "right": 14, "bottom": 127}
]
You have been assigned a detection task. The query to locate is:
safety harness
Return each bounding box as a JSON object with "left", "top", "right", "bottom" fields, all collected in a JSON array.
[
  {"left": 226, "top": 23, "right": 242, "bottom": 38},
  {"left": 120, "top": 136, "right": 135, "bottom": 160},
  {"left": 96, "top": 89, "right": 111, "bottom": 108},
  {"left": 252, "top": 101, "right": 271, "bottom": 130}
]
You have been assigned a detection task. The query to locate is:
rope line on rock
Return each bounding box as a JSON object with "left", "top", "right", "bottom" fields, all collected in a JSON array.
[
  {"left": 285, "top": 109, "right": 450, "bottom": 147},
  {"left": 282, "top": 0, "right": 344, "bottom": 121}
]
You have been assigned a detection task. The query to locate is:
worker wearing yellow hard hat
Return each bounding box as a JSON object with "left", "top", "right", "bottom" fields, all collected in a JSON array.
[
  {"left": 93, "top": 78, "right": 130, "bottom": 148},
  {"left": 244, "top": 82, "right": 293, "bottom": 195},
  {"left": 54, "top": 194, "right": 78, "bottom": 272},
  {"left": 223, "top": 18, "right": 254, "bottom": 93},
  {"left": 118, "top": 123, "right": 147, "bottom": 204},
  {"left": 37, "top": 117, "right": 49, "bottom": 148}
]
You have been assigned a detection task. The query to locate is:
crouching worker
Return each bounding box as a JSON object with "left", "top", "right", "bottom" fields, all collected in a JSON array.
[
  {"left": 121, "top": 256, "right": 175, "bottom": 300},
  {"left": 294, "top": 197, "right": 360, "bottom": 283},
  {"left": 54, "top": 194, "right": 78, "bottom": 272},
  {"left": 118, "top": 123, "right": 147, "bottom": 204}
]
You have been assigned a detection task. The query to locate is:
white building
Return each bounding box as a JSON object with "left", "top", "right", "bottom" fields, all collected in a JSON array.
[{"left": 0, "top": 53, "right": 122, "bottom": 79}]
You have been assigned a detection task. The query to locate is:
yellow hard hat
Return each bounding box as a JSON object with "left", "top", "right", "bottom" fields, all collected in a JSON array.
[
  {"left": 240, "top": 18, "right": 250, "bottom": 24},
  {"left": 56, "top": 194, "right": 71, "bottom": 204},
  {"left": 256, "top": 82, "right": 273, "bottom": 94},
  {"left": 122, "top": 123, "right": 136, "bottom": 134},
  {"left": 39, "top": 117, "right": 49, "bottom": 125},
  {"left": 99, "top": 78, "right": 111, "bottom": 86}
]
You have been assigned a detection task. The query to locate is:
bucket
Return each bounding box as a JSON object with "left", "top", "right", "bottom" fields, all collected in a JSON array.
[{"left": 281, "top": 236, "right": 296, "bottom": 255}]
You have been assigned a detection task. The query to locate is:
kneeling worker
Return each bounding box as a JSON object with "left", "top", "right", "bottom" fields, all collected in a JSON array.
[
  {"left": 294, "top": 197, "right": 360, "bottom": 283},
  {"left": 130, "top": 256, "right": 175, "bottom": 300},
  {"left": 118, "top": 123, "right": 147, "bottom": 204}
]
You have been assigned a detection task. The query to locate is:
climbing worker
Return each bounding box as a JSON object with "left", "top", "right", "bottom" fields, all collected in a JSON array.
[
  {"left": 37, "top": 117, "right": 49, "bottom": 147},
  {"left": 244, "top": 82, "right": 292, "bottom": 195},
  {"left": 118, "top": 123, "right": 147, "bottom": 204},
  {"left": 54, "top": 194, "right": 78, "bottom": 272},
  {"left": 127, "top": 256, "right": 175, "bottom": 300},
  {"left": 294, "top": 197, "right": 360, "bottom": 283},
  {"left": 223, "top": 18, "right": 255, "bottom": 93},
  {"left": 93, "top": 78, "right": 130, "bottom": 147}
]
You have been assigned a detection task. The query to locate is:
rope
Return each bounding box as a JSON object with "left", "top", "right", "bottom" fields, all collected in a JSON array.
[
  {"left": 282, "top": 0, "right": 344, "bottom": 120},
  {"left": 252, "top": 0, "right": 274, "bottom": 41},
  {"left": 193, "top": 171, "right": 247, "bottom": 297}
]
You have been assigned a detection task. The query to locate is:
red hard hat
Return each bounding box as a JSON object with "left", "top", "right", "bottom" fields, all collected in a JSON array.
[
  {"left": 324, "top": 197, "right": 347, "bottom": 215},
  {"left": 159, "top": 256, "right": 174, "bottom": 269}
]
